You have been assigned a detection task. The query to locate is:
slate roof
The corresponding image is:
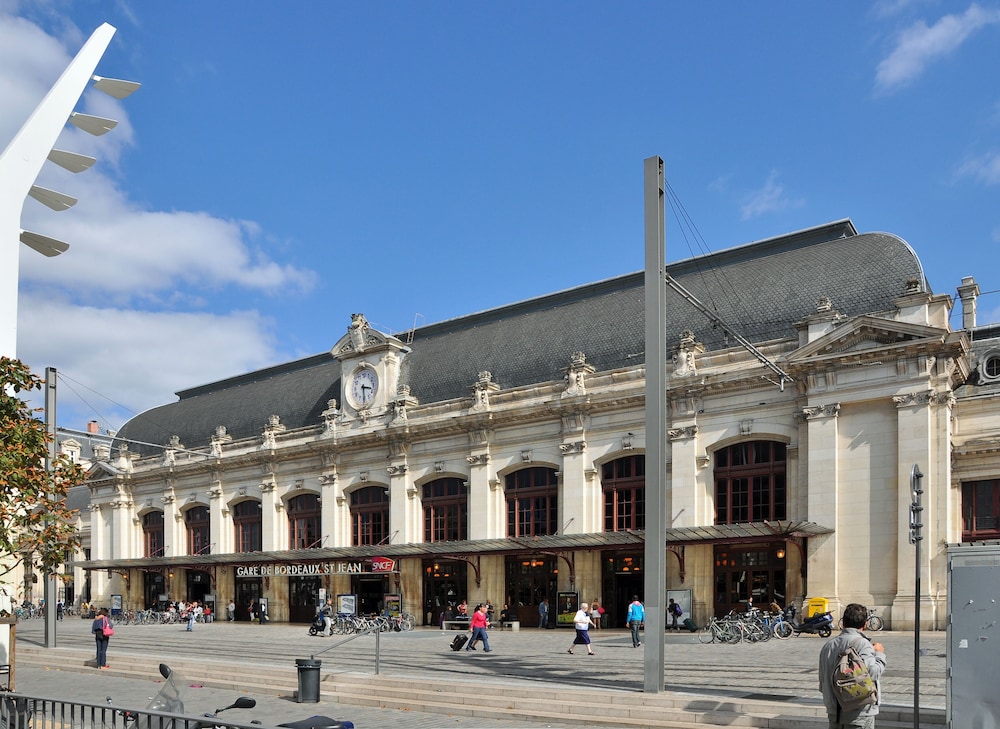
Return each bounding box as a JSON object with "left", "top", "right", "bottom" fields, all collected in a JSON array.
[
  {"left": 955, "top": 323, "right": 1000, "bottom": 396},
  {"left": 116, "top": 219, "right": 926, "bottom": 456}
]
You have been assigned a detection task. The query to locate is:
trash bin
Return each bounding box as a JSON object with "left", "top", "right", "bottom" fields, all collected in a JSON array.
[
  {"left": 806, "top": 597, "right": 829, "bottom": 617},
  {"left": 295, "top": 658, "right": 322, "bottom": 703}
]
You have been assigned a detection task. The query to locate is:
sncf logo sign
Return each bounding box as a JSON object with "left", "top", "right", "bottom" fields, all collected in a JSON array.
[{"left": 371, "top": 557, "right": 396, "bottom": 573}]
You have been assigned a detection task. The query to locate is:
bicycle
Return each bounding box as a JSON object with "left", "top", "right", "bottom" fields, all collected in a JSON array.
[{"left": 837, "top": 607, "right": 883, "bottom": 631}]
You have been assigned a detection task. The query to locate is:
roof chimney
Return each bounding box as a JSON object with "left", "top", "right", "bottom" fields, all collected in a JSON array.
[
  {"left": 957, "top": 276, "right": 980, "bottom": 330},
  {"left": 87, "top": 420, "right": 100, "bottom": 434}
]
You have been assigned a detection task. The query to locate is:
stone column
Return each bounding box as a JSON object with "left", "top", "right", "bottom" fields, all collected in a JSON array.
[
  {"left": 259, "top": 479, "right": 281, "bottom": 552},
  {"left": 802, "top": 403, "right": 840, "bottom": 603},
  {"left": 466, "top": 421, "right": 494, "bottom": 538},
  {"left": 160, "top": 490, "right": 178, "bottom": 558},
  {"left": 667, "top": 425, "right": 699, "bottom": 528},
  {"left": 891, "top": 390, "right": 937, "bottom": 629}
]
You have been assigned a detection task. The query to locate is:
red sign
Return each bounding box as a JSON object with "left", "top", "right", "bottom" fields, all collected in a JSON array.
[{"left": 371, "top": 557, "right": 396, "bottom": 573}]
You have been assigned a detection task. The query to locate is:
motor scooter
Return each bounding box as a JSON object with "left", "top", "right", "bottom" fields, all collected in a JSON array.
[
  {"left": 773, "top": 606, "right": 833, "bottom": 639},
  {"left": 307, "top": 612, "right": 328, "bottom": 637}
]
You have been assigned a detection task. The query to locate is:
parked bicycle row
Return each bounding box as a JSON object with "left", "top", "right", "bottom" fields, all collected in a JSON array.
[
  {"left": 698, "top": 605, "right": 883, "bottom": 644},
  {"left": 308, "top": 611, "right": 416, "bottom": 636}
]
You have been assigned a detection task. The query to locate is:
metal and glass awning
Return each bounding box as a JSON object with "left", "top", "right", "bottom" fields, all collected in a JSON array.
[{"left": 76, "top": 520, "right": 831, "bottom": 572}]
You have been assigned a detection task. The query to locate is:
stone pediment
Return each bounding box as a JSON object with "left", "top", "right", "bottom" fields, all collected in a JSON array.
[{"left": 787, "top": 315, "right": 948, "bottom": 363}]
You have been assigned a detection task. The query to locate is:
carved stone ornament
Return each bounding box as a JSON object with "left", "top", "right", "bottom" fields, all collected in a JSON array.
[
  {"left": 471, "top": 371, "right": 500, "bottom": 412},
  {"left": 386, "top": 464, "right": 408, "bottom": 476},
  {"left": 348, "top": 312, "right": 370, "bottom": 353},
  {"left": 893, "top": 391, "right": 934, "bottom": 408},
  {"left": 563, "top": 351, "right": 595, "bottom": 397},
  {"left": 321, "top": 399, "right": 340, "bottom": 434},
  {"left": 671, "top": 330, "right": 704, "bottom": 378},
  {"left": 466, "top": 454, "right": 490, "bottom": 465},
  {"left": 800, "top": 403, "right": 841, "bottom": 420},
  {"left": 668, "top": 426, "right": 698, "bottom": 441},
  {"left": 559, "top": 441, "right": 587, "bottom": 454}
]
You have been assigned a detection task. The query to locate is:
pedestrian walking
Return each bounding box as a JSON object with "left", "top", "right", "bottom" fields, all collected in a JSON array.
[
  {"left": 818, "top": 602, "right": 887, "bottom": 728},
  {"left": 567, "top": 602, "right": 595, "bottom": 655},
  {"left": 667, "top": 598, "right": 682, "bottom": 631},
  {"left": 626, "top": 595, "right": 645, "bottom": 647},
  {"left": 56, "top": 599, "right": 64, "bottom": 621},
  {"left": 92, "top": 607, "right": 112, "bottom": 669},
  {"left": 538, "top": 598, "right": 549, "bottom": 629},
  {"left": 226, "top": 599, "right": 235, "bottom": 621},
  {"left": 466, "top": 604, "right": 492, "bottom": 652},
  {"left": 186, "top": 601, "right": 198, "bottom": 631}
]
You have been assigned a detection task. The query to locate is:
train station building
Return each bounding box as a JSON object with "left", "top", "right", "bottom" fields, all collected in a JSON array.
[{"left": 71, "top": 219, "right": 1000, "bottom": 630}]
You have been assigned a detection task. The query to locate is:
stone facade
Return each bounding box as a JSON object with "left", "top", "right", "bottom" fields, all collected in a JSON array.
[{"left": 75, "top": 222, "right": 1000, "bottom": 631}]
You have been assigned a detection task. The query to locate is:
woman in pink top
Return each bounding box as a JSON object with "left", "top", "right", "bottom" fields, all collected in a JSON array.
[{"left": 466, "top": 604, "right": 492, "bottom": 652}]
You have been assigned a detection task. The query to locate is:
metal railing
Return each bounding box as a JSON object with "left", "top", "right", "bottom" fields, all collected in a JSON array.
[{"left": 0, "top": 692, "right": 274, "bottom": 729}]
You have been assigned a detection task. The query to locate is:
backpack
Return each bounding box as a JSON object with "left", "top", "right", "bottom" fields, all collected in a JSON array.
[
  {"left": 831, "top": 638, "right": 878, "bottom": 711},
  {"left": 672, "top": 603, "right": 682, "bottom": 617}
]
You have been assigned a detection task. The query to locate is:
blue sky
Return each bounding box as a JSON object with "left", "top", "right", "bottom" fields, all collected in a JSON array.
[{"left": 3, "top": 1, "right": 1000, "bottom": 434}]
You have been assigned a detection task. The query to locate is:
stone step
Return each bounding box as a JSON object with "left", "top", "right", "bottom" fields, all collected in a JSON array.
[{"left": 13, "top": 646, "right": 946, "bottom": 728}]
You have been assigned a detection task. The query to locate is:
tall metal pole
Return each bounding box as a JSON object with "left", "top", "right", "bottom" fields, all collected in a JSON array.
[
  {"left": 909, "top": 463, "right": 923, "bottom": 729},
  {"left": 643, "top": 156, "right": 666, "bottom": 693},
  {"left": 44, "top": 367, "right": 58, "bottom": 648}
]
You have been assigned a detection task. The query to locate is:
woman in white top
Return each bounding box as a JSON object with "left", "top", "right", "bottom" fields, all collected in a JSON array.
[{"left": 567, "top": 602, "right": 596, "bottom": 655}]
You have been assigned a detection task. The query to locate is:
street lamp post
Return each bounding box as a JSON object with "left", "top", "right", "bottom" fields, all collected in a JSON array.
[{"left": 0, "top": 22, "right": 140, "bottom": 359}]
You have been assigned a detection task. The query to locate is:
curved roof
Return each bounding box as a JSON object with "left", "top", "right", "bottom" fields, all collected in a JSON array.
[{"left": 117, "top": 220, "right": 926, "bottom": 455}]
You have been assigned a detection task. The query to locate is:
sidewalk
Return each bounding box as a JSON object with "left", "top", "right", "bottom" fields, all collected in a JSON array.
[{"left": 7, "top": 617, "right": 947, "bottom": 728}]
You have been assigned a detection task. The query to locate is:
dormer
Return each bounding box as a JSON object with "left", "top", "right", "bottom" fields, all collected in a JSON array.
[{"left": 330, "top": 313, "right": 410, "bottom": 415}]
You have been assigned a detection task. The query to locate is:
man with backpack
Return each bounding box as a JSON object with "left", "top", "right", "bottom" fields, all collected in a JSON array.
[
  {"left": 667, "top": 598, "right": 682, "bottom": 631},
  {"left": 818, "top": 603, "right": 886, "bottom": 728}
]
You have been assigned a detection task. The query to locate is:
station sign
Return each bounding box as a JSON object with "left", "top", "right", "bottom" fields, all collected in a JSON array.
[{"left": 235, "top": 556, "right": 398, "bottom": 577}]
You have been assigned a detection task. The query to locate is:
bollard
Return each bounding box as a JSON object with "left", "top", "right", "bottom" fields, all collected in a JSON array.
[{"left": 295, "top": 658, "right": 322, "bottom": 703}]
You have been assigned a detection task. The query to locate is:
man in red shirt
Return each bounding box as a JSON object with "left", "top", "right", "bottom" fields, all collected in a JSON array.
[{"left": 466, "top": 604, "right": 493, "bottom": 652}]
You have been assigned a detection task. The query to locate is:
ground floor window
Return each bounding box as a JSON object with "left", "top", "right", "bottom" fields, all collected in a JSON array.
[
  {"left": 422, "top": 559, "right": 469, "bottom": 625},
  {"left": 713, "top": 543, "right": 785, "bottom": 618},
  {"left": 143, "top": 571, "right": 165, "bottom": 610},
  {"left": 288, "top": 575, "right": 322, "bottom": 623},
  {"left": 505, "top": 555, "right": 557, "bottom": 626},
  {"left": 234, "top": 576, "right": 262, "bottom": 622}
]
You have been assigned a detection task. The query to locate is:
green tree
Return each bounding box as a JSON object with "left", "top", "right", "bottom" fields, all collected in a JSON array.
[{"left": 0, "top": 357, "right": 83, "bottom": 581}]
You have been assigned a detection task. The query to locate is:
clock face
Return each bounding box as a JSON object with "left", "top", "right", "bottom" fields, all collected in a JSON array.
[{"left": 349, "top": 367, "right": 379, "bottom": 408}]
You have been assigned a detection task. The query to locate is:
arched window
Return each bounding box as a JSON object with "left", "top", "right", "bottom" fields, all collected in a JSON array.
[
  {"left": 505, "top": 467, "right": 558, "bottom": 538},
  {"left": 185, "top": 506, "right": 210, "bottom": 555},
  {"left": 423, "top": 478, "right": 468, "bottom": 542},
  {"left": 350, "top": 487, "right": 390, "bottom": 546},
  {"left": 288, "top": 493, "right": 322, "bottom": 549},
  {"left": 233, "top": 500, "right": 262, "bottom": 553},
  {"left": 142, "top": 511, "right": 164, "bottom": 557},
  {"left": 602, "top": 455, "right": 645, "bottom": 531},
  {"left": 714, "top": 441, "right": 786, "bottom": 524}
]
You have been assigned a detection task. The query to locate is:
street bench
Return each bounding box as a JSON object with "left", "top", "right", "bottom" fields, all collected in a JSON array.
[{"left": 441, "top": 620, "right": 470, "bottom": 630}]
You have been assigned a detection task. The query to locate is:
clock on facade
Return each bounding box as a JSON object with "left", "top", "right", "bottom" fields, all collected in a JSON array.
[{"left": 349, "top": 366, "right": 379, "bottom": 408}]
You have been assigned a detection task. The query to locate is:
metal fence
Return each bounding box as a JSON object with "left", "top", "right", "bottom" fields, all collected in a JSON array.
[{"left": 0, "top": 692, "right": 280, "bottom": 729}]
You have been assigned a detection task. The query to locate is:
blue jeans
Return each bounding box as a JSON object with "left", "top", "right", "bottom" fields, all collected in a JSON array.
[
  {"left": 468, "top": 627, "right": 490, "bottom": 651},
  {"left": 629, "top": 619, "right": 642, "bottom": 646},
  {"left": 95, "top": 635, "right": 109, "bottom": 666},
  {"left": 187, "top": 614, "right": 195, "bottom": 631}
]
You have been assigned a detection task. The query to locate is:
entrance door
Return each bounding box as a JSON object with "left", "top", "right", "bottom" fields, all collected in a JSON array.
[
  {"left": 186, "top": 570, "right": 211, "bottom": 603},
  {"left": 289, "top": 576, "right": 321, "bottom": 623},
  {"left": 422, "top": 560, "right": 468, "bottom": 625},
  {"left": 712, "top": 544, "right": 786, "bottom": 617},
  {"left": 505, "top": 556, "right": 557, "bottom": 625},
  {"left": 355, "top": 576, "right": 388, "bottom": 615},
  {"left": 234, "top": 577, "right": 262, "bottom": 622},
  {"left": 144, "top": 572, "right": 165, "bottom": 609}
]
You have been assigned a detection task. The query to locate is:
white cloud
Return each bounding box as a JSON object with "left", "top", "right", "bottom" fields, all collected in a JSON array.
[
  {"left": 875, "top": 4, "right": 1000, "bottom": 94},
  {"left": 956, "top": 150, "right": 1000, "bottom": 185},
  {"left": 739, "top": 171, "right": 801, "bottom": 220},
  {"left": 1, "top": 11, "right": 317, "bottom": 430},
  {"left": 17, "top": 292, "right": 282, "bottom": 430}
]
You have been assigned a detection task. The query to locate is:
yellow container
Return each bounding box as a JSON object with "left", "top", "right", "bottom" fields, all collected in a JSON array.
[{"left": 806, "top": 597, "right": 829, "bottom": 617}]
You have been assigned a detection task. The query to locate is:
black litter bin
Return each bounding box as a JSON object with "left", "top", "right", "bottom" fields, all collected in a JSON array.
[{"left": 295, "top": 658, "right": 322, "bottom": 703}]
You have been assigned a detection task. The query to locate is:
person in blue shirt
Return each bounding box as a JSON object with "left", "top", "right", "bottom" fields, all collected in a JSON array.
[{"left": 626, "top": 595, "right": 645, "bottom": 647}]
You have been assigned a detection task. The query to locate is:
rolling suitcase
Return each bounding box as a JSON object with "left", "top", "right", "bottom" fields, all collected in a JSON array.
[
  {"left": 450, "top": 633, "right": 469, "bottom": 651},
  {"left": 683, "top": 618, "right": 698, "bottom": 632}
]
